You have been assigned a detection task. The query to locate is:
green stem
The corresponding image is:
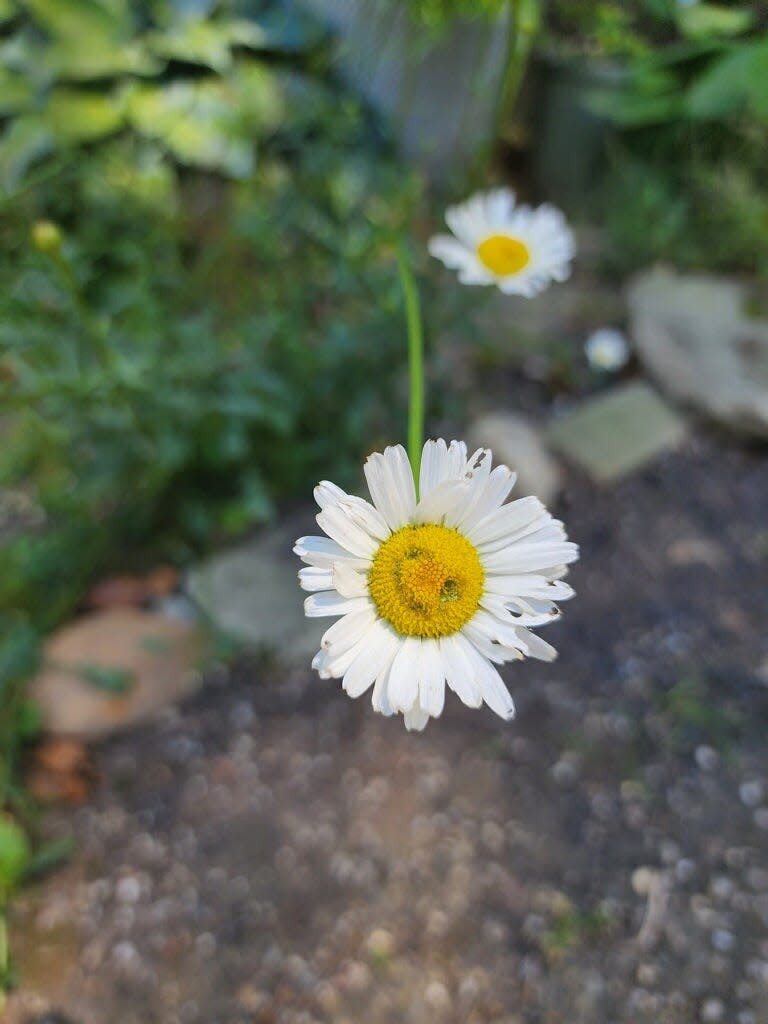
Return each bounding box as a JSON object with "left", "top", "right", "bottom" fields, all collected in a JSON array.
[
  {"left": 495, "top": 0, "right": 541, "bottom": 144},
  {"left": 0, "top": 912, "right": 7, "bottom": 1007},
  {"left": 397, "top": 244, "right": 425, "bottom": 495}
]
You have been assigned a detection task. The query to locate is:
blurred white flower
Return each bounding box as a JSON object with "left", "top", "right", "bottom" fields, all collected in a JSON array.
[
  {"left": 428, "top": 188, "right": 575, "bottom": 297},
  {"left": 295, "top": 439, "right": 578, "bottom": 731},
  {"left": 584, "top": 327, "right": 630, "bottom": 372}
]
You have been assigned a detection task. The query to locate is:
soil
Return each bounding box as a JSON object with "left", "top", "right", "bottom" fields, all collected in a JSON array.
[{"left": 8, "top": 433, "right": 768, "bottom": 1024}]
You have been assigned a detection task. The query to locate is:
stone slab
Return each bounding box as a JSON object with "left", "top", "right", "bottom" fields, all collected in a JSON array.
[
  {"left": 547, "top": 382, "right": 688, "bottom": 482},
  {"left": 187, "top": 514, "right": 324, "bottom": 663},
  {"left": 627, "top": 267, "right": 768, "bottom": 437}
]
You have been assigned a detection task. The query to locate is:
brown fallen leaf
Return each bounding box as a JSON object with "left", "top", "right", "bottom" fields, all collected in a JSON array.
[
  {"left": 27, "top": 738, "right": 95, "bottom": 804},
  {"left": 85, "top": 575, "right": 148, "bottom": 609}
]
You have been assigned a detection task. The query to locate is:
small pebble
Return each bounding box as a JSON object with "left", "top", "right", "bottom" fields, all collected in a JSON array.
[
  {"left": 116, "top": 876, "right": 141, "bottom": 904},
  {"left": 695, "top": 746, "right": 720, "bottom": 772},
  {"left": 676, "top": 858, "right": 697, "bottom": 883},
  {"left": 631, "top": 866, "right": 656, "bottom": 895},
  {"left": 739, "top": 781, "right": 764, "bottom": 808},
  {"left": 711, "top": 929, "right": 735, "bottom": 953},
  {"left": 365, "top": 928, "right": 395, "bottom": 960},
  {"left": 424, "top": 980, "right": 451, "bottom": 1012},
  {"left": 700, "top": 997, "right": 725, "bottom": 1022}
]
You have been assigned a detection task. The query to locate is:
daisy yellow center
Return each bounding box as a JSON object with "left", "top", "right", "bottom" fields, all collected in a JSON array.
[
  {"left": 477, "top": 234, "right": 530, "bottom": 276},
  {"left": 368, "top": 523, "right": 484, "bottom": 638}
]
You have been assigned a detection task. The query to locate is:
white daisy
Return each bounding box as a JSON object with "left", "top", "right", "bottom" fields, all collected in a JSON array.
[
  {"left": 428, "top": 188, "right": 575, "bottom": 298},
  {"left": 584, "top": 327, "right": 630, "bottom": 372},
  {"left": 295, "top": 439, "right": 578, "bottom": 732}
]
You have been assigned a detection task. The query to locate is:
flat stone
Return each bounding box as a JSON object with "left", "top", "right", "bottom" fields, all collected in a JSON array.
[
  {"left": 627, "top": 268, "right": 768, "bottom": 437},
  {"left": 30, "top": 609, "right": 207, "bottom": 740},
  {"left": 547, "top": 382, "right": 687, "bottom": 482},
  {"left": 187, "top": 515, "right": 324, "bottom": 663},
  {"left": 467, "top": 412, "right": 562, "bottom": 505}
]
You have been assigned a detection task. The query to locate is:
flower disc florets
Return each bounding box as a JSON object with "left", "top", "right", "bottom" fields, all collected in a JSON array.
[{"left": 368, "top": 523, "right": 484, "bottom": 638}]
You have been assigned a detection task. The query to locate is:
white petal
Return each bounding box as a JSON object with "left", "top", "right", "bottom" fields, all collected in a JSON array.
[
  {"left": 440, "top": 635, "right": 482, "bottom": 708},
  {"left": 419, "top": 638, "right": 446, "bottom": 718},
  {"left": 372, "top": 658, "right": 395, "bottom": 716},
  {"left": 419, "top": 438, "right": 449, "bottom": 498},
  {"left": 332, "top": 562, "right": 369, "bottom": 599},
  {"left": 414, "top": 478, "right": 471, "bottom": 524},
  {"left": 304, "top": 592, "right": 369, "bottom": 618},
  {"left": 445, "top": 195, "right": 487, "bottom": 247},
  {"left": 483, "top": 574, "right": 575, "bottom": 602},
  {"left": 387, "top": 636, "right": 421, "bottom": 713},
  {"left": 321, "top": 605, "right": 376, "bottom": 652},
  {"left": 463, "top": 621, "right": 523, "bottom": 664},
  {"left": 465, "top": 496, "right": 545, "bottom": 547},
  {"left": 481, "top": 592, "right": 559, "bottom": 628},
  {"left": 427, "top": 235, "right": 471, "bottom": 270},
  {"left": 316, "top": 506, "right": 380, "bottom": 559},
  {"left": 342, "top": 621, "right": 400, "bottom": 698},
  {"left": 298, "top": 567, "right": 334, "bottom": 592},
  {"left": 470, "top": 609, "right": 530, "bottom": 654},
  {"left": 481, "top": 541, "right": 579, "bottom": 574},
  {"left": 455, "top": 465, "right": 516, "bottom": 534},
  {"left": 314, "top": 480, "right": 348, "bottom": 510},
  {"left": 403, "top": 702, "right": 430, "bottom": 731},
  {"left": 336, "top": 496, "right": 390, "bottom": 542},
  {"left": 456, "top": 633, "right": 515, "bottom": 721},
  {"left": 516, "top": 628, "right": 558, "bottom": 662},
  {"left": 364, "top": 445, "right": 417, "bottom": 531}
]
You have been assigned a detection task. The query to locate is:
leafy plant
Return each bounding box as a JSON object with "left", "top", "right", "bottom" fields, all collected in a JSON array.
[
  {"left": 381, "top": 0, "right": 508, "bottom": 33},
  {"left": 548, "top": 1, "right": 768, "bottom": 276},
  {"left": 0, "top": 0, "right": 329, "bottom": 192}
]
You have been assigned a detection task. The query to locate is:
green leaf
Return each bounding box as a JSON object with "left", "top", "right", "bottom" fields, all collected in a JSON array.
[
  {"left": 45, "top": 87, "right": 125, "bottom": 142},
  {"left": 687, "top": 39, "right": 768, "bottom": 120},
  {"left": 0, "top": 0, "right": 17, "bottom": 26},
  {"left": 26, "top": 835, "right": 74, "bottom": 878},
  {"left": 127, "top": 79, "right": 255, "bottom": 177},
  {"left": 588, "top": 86, "right": 685, "bottom": 125},
  {"left": 232, "top": 59, "right": 285, "bottom": 129},
  {"left": 0, "top": 67, "right": 35, "bottom": 116},
  {"left": 0, "top": 116, "right": 53, "bottom": 194},
  {"left": 677, "top": 3, "right": 755, "bottom": 39},
  {"left": 76, "top": 663, "right": 133, "bottom": 694},
  {"left": 0, "top": 819, "right": 30, "bottom": 892},
  {"left": 46, "top": 38, "right": 161, "bottom": 81},
  {"left": 24, "top": 0, "right": 132, "bottom": 43},
  {"left": 148, "top": 18, "right": 267, "bottom": 72}
]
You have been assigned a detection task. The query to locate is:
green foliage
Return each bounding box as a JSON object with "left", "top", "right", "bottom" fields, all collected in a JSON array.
[
  {"left": 0, "top": 1, "right": 429, "bottom": 635},
  {"left": 0, "top": 819, "right": 30, "bottom": 897},
  {"left": 0, "top": 0, "right": 321, "bottom": 192},
  {"left": 389, "top": 0, "right": 508, "bottom": 32},
  {"left": 0, "top": 3, "right": 431, "bottom": 940},
  {"left": 552, "top": 0, "right": 768, "bottom": 276},
  {"left": 659, "top": 675, "right": 742, "bottom": 752}
]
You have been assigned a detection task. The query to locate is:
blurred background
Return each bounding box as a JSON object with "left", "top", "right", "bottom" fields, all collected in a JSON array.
[{"left": 1, "top": 0, "right": 767, "bottom": 1021}]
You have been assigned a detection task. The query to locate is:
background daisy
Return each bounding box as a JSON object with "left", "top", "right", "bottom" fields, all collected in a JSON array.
[
  {"left": 296, "top": 439, "right": 578, "bottom": 731},
  {"left": 428, "top": 188, "right": 575, "bottom": 297}
]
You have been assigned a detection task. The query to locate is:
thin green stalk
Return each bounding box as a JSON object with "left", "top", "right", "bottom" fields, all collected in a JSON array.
[
  {"left": 397, "top": 244, "right": 425, "bottom": 494},
  {"left": 0, "top": 913, "right": 7, "bottom": 1011},
  {"left": 495, "top": 0, "right": 541, "bottom": 144}
]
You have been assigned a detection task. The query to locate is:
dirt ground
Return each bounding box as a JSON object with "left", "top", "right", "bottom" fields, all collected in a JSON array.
[{"left": 8, "top": 433, "right": 768, "bottom": 1024}]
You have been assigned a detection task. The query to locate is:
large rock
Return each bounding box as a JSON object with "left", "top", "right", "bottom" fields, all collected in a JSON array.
[
  {"left": 30, "top": 609, "right": 207, "bottom": 740},
  {"left": 187, "top": 517, "right": 325, "bottom": 663},
  {"left": 627, "top": 267, "right": 768, "bottom": 437},
  {"left": 547, "top": 382, "right": 688, "bottom": 483},
  {"left": 467, "top": 412, "right": 563, "bottom": 505}
]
